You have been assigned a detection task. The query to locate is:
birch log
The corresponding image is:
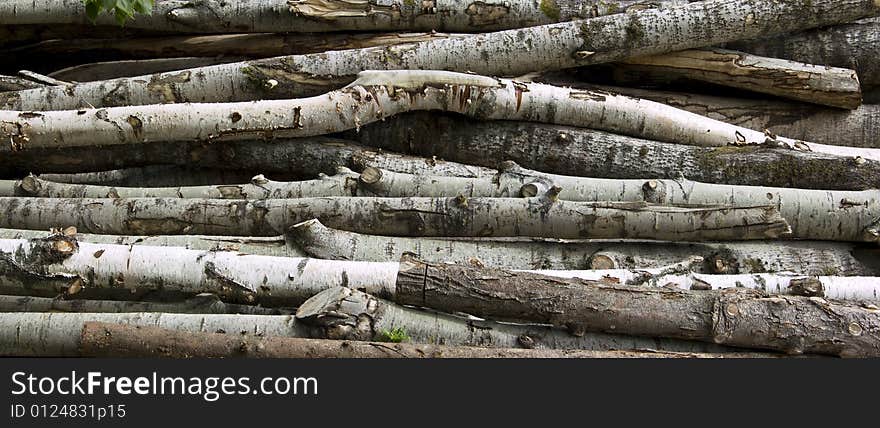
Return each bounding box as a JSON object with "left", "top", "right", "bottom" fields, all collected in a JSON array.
[
  {"left": 0, "top": 228, "right": 305, "bottom": 258},
  {"left": 295, "top": 287, "right": 762, "bottom": 355},
  {"left": 79, "top": 322, "right": 763, "bottom": 359},
  {"left": 0, "top": 312, "right": 309, "bottom": 356},
  {"left": 727, "top": 17, "right": 880, "bottom": 88},
  {"left": 617, "top": 48, "right": 863, "bottom": 109},
  {"left": 352, "top": 112, "right": 880, "bottom": 190},
  {"left": 4, "top": 169, "right": 361, "bottom": 199},
  {"left": 0, "top": 196, "right": 791, "bottom": 240},
  {"left": 6, "top": 0, "right": 878, "bottom": 110},
  {"left": 48, "top": 57, "right": 243, "bottom": 82},
  {"left": 0, "top": 294, "right": 288, "bottom": 314},
  {"left": 0, "top": 237, "right": 398, "bottom": 306},
  {"left": 38, "top": 166, "right": 258, "bottom": 187},
  {"left": 0, "top": 0, "right": 684, "bottom": 33},
  {"left": 0, "top": 75, "right": 45, "bottom": 91},
  {"left": 543, "top": 82, "right": 880, "bottom": 148},
  {"left": 3, "top": 71, "right": 873, "bottom": 162},
  {"left": 288, "top": 219, "right": 880, "bottom": 275},
  {"left": 395, "top": 258, "right": 880, "bottom": 357}
]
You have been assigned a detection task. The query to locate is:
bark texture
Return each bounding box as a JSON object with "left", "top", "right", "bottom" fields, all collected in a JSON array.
[
  {"left": 395, "top": 258, "right": 880, "bottom": 356},
  {"left": 48, "top": 57, "right": 242, "bottom": 82},
  {"left": 80, "top": 322, "right": 747, "bottom": 358},
  {"left": 289, "top": 219, "right": 880, "bottom": 275},
  {"left": 0, "top": 312, "right": 308, "bottom": 356},
  {"left": 620, "top": 48, "right": 863, "bottom": 109},
  {"left": 5, "top": 0, "right": 878, "bottom": 110},
  {"left": 38, "top": 166, "right": 258, "bottom": 187},
  {"left": 0, "top": 294, "right": 287, "bottom": 314},
  {"left": 0, "top": 196, "right": 791, "bottom": 240},
  {"left": 0, "top": 237, "right": 398, "bottom": 306},
  {"left": 295, "top": 286, "right": 763, "bottom": 354},
  {"left": 352, "top": 112, "right": 880, "bottom": 190}
]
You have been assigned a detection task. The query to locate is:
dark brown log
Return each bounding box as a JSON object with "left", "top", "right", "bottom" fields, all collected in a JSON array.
[
  {"left": 394, "top": 256, "right": 880, "bottom": 357},
  {"left": 79, "top": 322, "right": 752, "bottom": 358},
  {"left": 350, "top": 112, "right": 880, "bottom": 191}
]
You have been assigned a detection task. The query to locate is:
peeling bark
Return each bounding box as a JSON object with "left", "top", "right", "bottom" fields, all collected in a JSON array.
[
  {"left": 0, "top": 196, "right": 790, "bottom": 240},
  {"left": 48, "top": 57, "right": 243, "bottom": 82},
  {"left": 0, "top": 237, "right": 398, "bottom": 306},
  {"left": 395, "top": 257, "right": 880, "bottom": 357},
  {"left": 288, "top": 219, "right": 880, "bottom": 275},
  {"left": 3, "top": 70, "right": 873, "bottom": 162},
  {"left": 0, "top": 74, "right": 45, "bottom": 91},
  {"left": 618, "top": 48, "right": 863, "bottom": 109},
  {"left": 80, "top": 322, "right": 751, "bottom": 358},
  {"left": 0, "top": 294, "right": 287, "bottom": 314},
  {"left": 0, "top": 312, "right": 309, "bottom": 357},
  {"left": 0, "top": 228, "right": 305, "bottom": 258},
  {"left": 6, "top": 0, "right": 878, "bottom": 110},
  {"left": 295, "top": 286, "right": 763, "bottom": 354},
  {"left": 352, "top": 112, "right": 880, "bottom": 190}
]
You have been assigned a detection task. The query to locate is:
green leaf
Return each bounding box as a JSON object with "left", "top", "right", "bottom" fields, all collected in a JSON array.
[{"left": 84, "top": 0, "right": 101, "bottom": 22}]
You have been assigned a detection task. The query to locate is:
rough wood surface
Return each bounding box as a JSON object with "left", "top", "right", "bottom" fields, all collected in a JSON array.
[
  {"left": 0, "top": 294, "right": 287, "bottom": 314},
  {"left": 79, "top": 322, "right": 750, "bottom": 358},
  {"left": 394, "top": 257, "right": 880, "bottom": 357}
]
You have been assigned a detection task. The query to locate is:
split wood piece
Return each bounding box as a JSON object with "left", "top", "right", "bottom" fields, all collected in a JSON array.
[
  {"left": 0, "top": 0, "right": 684, "bottom": 33},
  {"left": 618, "top": 48, "right": 862, "bottom": 109},
  {"left": 288, "top": 219, "right": 880, "bottom": 275},
  {"left": 538, "top": 81, "right": 880, "bottom": 149},
  {"left": 351, "top": 112, "right": 880, "bottom": 191},
  {"left": 0, "top": 236, "right": 398, "bottom": 306},
  {"left": 5, "top": 168, "right": 360, "bottom": 199},
  {"left": 48, "top": 57, "right": 244, "bottom": 82},
  {"left": 395, "top": 257, "right": 880, "bottom": 357},
  {"left": 39, "top": 166, "right": 258, "bottom": 187},
  {"left": 5, "top": 0, "right": 877, "bottom": 110},
  {"left": 0, "top": 312, "right": 310, "bottom": 357},
  {"left": 0, "top": 196, "right": 791, "bottom": 240},
  {"left": 294, "top": 286, "right": 767, "bottom": 355},
  {"left": 727, "top": 16, "right": 880, "bottom": 88},
  {"left": 79, "top": 322, "right": 770, "bottom": 358},
  {"left": 3, "top": 70, "right": 874, "bottom": 162},
  {"left": 0, "top": 74, "right": 45, "bottom": 91},
  {"left": 0, "top": 227, "right": 305, "bottom": 259},
  {"left": 0, "top": 294, "right": 289, "bottom": 314}
]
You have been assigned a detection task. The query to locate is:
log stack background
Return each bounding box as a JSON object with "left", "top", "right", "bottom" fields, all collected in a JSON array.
[{"left": 1, "top": 0, "right": 879, "bottom": 358}]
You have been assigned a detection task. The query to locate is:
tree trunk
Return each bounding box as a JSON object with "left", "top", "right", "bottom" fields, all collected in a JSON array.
[
  {"left": 5, "top": 169, "right": 361, "bottom": 199},
  {"left": 38, "top": 166, "right": 258, "bottom": 187},
  {"left": 4, "top": 70, "right": 873, "bottom": 161},
  {"left": 48, "top": 57, "right": 243, "bottom": 82},
  {"left": 394, "top": 257, "right": 880, "bottom": 357},
  {"left": 0, "top": 294, "right": 288, "bottom": 314},
  {"left": 288, "top": 219, "right": 880, "bottom": 275},
  {"left": 0, "top": 312, "right": 310, "bottom": 356},
  {"left": 0, "top": 228, "right": 306, "bottom": 258},
  {"left": 539, "top": 81, "right": 880, "bottom": 149},
  {"left": 78, "top": 322, "right": 769, "bottom": 358},
  {"left": 351, "top": 112, "right": 880, "bottom": 190},
  {"left": 0, "top": 0, "right": 684, "bottom": 33},
  {"left": 294, "top": 286, "right": 763, "bottom": 355},
  {"left": 0, "top": 196, "right": 791, "bottom": 240},
  {"left": 618, "top": 48, "right": 862, "bottom": 109},
  {"left": 0, "top": 236, "right": 398, "bottom": 306},
  {"left": 727, "top": 17, "right": 880, "bottom": 88},
  {"left": 5, "top": 0, "right": 878, "bottom": 110}
]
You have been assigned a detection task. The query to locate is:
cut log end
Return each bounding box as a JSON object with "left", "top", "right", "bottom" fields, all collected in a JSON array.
[{"left": 358, "top": 166, "right": 382, "bottom": 185}]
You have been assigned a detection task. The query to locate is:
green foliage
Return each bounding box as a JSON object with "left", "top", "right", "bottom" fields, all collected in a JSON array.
[
  {"left": 83, "top": 0, "right": 154, "bottom": 25},
  {"left": 377, "top": 327, "right": 410, "bottom": 343}
]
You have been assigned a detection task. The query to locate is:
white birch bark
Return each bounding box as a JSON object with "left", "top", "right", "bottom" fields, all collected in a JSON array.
[
  {"left": 619, "top": 48, "right": 863, "bottom": 109},
  {"left": 4, "top": 70, "right": 875, "bottom": 162},
  {"left": 288, "top": 219, "right": 879, "bottom": 275},
  {"left": 48, "top": 57, "right": 242, "bottom": 82},
  {"left": 5, "top": 0, "right": 878, "bottom": 110},
  {"left": 4, "top": 169, "right": 361, "bottom": 199},
  {"left": 294, "top": 286, "right": 759, "bottom": 355},
  {"left": 0, "top": 0, "right": 683, "bottom": 33},
  {"left": 0, "top": 196, "right": 791, "bottom": 240},
  {"left": 0, "top": 294, "right": 288, "bottom": 314},
  {"left": 0, "top": 228, "right": 306, "bottom": 258},
  {"left": 37, "top": 166, "right": 258, "bottom": 187},
  {"left": 0, "top": 312, "right": 310, "bottom": 356},
  {"left": 0, "top": 237, "right": 399, "bottom": 306}
]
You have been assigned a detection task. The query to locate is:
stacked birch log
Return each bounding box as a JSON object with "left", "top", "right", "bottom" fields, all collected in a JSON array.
[{"left": 1, "top": 0, "right": 880, "bottom": 358}]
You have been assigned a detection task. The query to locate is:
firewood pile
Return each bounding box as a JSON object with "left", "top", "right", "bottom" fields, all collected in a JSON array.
[{"left": 1, "top": 0, "right": 879, "bottom": 358}]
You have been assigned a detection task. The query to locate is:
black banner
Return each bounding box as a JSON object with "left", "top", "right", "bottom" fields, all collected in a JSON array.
[{"left": 2, "top": 358, "right": 877, "bottom": 427}]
